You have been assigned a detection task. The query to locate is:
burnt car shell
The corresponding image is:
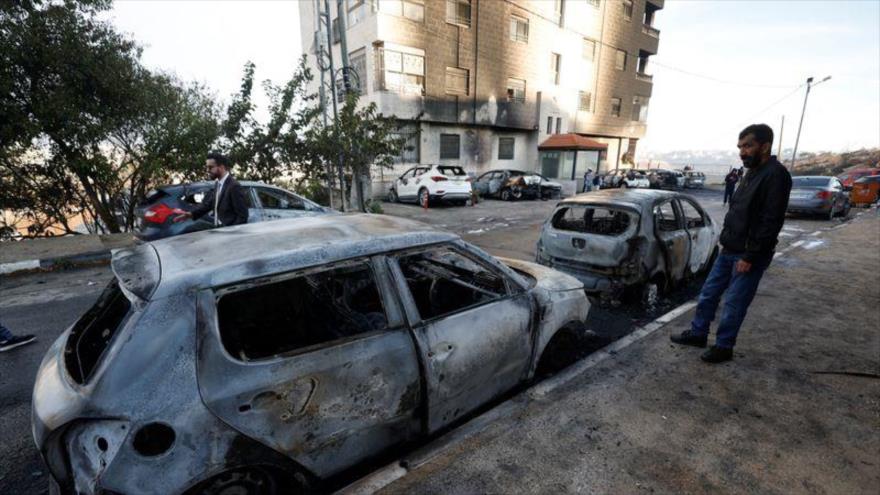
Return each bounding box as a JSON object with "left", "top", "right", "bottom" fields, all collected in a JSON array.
[
  {"left": 536, "top": 189, "right": 719, "bottom": 293},
  {"left": 32, "top": 214, "right": 588, "bottom": 494}
]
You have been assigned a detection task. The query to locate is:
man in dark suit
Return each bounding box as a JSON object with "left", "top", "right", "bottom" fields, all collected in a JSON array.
[{"left": 173, "top": 152, "right": 249, "bottom": 227}]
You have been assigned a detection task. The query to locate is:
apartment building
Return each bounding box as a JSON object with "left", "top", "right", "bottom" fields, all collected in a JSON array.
[{"left": 299, "top": 0, "right": 663, "bottom": 194}]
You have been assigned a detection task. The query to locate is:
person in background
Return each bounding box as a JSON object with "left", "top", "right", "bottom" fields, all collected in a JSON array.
[
  {"left": 723, "top": 167, "right": 740, "bottom": 205},
  {"left": 671, "top": 124, "right": 792, "bottom": 363},
  {"left": 593, "top": 172, "right": 603, "bottom": 190},
  {"left": 0, "top": 320, "right": 35, "bottom": 352},
  {"left": 173, "top": 152, "right": 248, "bottom": 227},
  {"left": 582, "top": 169, "right": 594, "bottom": 193}
]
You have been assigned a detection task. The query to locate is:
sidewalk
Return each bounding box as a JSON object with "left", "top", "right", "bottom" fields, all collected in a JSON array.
[
  {"left": 0, "top": 233, "right": 134, "bottom": 275},
  {"left": 379, "top": 213, "right": 880, "bottom": 494}
]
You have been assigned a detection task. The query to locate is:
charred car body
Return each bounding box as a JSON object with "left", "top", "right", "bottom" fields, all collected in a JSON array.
[
  {"left": 536, "top": 189, "right": 719, "bottom": 295},
  {"left": 472, "top": 169, "right": 562, "bottom": 201},
  {"left": 32, "top": 215, "right": 588, "bottom": 494}
]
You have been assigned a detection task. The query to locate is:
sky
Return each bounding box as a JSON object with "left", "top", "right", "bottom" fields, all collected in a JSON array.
[{"left": 105, "top": 0, "right": 880, "bottom": 155}]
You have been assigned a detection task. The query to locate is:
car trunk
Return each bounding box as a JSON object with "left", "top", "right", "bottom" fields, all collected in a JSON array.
[{"left": 542, "top": 204, "right": 640, "bottom": 268}]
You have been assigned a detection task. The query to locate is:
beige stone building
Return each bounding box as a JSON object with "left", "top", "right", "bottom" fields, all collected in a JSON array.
[{"left": 299, "top": 0, "right": 663, "bottom": 193}]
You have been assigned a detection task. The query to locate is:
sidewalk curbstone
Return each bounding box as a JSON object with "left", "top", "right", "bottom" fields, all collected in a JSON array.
[{"left": 0, "top": 249, "right": 112, "bottom": 277}]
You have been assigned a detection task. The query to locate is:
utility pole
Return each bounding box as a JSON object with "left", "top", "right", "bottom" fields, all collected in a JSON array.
[
  {"left": 791, "top": 75, "right": 831, "bottom": 168},
  {"left": 777, "top": 115, "right": 784, "bottom": 159},
  {"left": 323, "top": 0, "right": 348, "bottom": 211}
]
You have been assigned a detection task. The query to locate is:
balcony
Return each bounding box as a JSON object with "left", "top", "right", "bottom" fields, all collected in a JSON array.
[
  {"left": 636, "top": 72, "right": 653, "bottom": 83},
  {"left": 642, "top": 24, "right": 660, "bottom": 38}
]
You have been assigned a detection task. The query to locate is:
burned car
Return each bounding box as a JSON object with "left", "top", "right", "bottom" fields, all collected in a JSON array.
[
  {"left": 536, "top": 189, "right": 719, "bottom": 296},
  {"left": 472, "top": 169, "right": 561, "bottom": 200},
  {"left": 32, "top": 215, "right": 589, "bottom": 495}
]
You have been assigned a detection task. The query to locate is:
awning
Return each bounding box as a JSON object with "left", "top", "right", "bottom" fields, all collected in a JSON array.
[{"left": 538, "top": 134, "right": 608, "bottom": 151}]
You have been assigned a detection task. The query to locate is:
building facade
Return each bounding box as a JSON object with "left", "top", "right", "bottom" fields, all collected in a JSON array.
[{"left": 299, "top": 0, "right": 663, "bottom": 192}]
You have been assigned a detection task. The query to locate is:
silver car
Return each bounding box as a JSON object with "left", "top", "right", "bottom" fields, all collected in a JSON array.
[
  {"left": 32, "top": 215, "right": 588, "bottom": 494},
  {"left": 787, "top": 176, "right": 851, "bottom": 220},
  {"left": 536, "top": 189, "right": 719, "bottom": 295}
]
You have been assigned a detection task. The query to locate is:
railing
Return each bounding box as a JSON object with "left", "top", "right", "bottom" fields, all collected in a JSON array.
[
  {"left": 636, "top": 72, "right": 654, "bottom": 82},
  {"left": 642, "top": 24, "right": 660, "bottom": 38}
]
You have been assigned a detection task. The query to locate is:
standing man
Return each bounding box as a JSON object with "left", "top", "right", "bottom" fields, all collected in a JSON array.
[
  {"left": 174, "top": 152, "right": 249, "bottom": 227},
  {"left": 583, "top": 169, "right": 594, "bottom": 193},
  {"left": 671, "top": 124, "right": 792, "bottom": 363},
  {"left": 723, "top": 168, "right": 739, "bottom": 205}
]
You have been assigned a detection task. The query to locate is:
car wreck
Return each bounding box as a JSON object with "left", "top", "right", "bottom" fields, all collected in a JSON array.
[
  {"left": 32, "top": 214, "right": 589, "bottom": 494},
  {"left": 536, "top": 189, "right": 719, "bottom": 298},
  {"left": 473, "top": 169, "right": 562, "bottom": 200}
]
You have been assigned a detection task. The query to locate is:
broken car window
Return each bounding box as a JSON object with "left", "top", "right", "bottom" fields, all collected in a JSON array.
[
  {"left": 217, "top": 262, "right": 388, "bottom": 361},
  {"left": 551, "top": 205, "right": 633, "bottom": 236},
  {"left": 678, "top": 200, "right": 706, "bottom": 229},
  {"left": 397, "top": 247, "right": 508, "bottom": 320},
  {"left": 654, "top": 201, "right": 681, "bottom": 232},
  {"left": 438, "top": 165, "right": 466, "bottom": 177}
]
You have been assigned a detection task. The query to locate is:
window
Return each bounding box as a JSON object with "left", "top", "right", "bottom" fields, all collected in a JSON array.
[
  {"left": 396, "top": 246, "right": 508, "bottom": 320},
  {"left": 446, "top": 0, "right": 471, "bottom": 27},
  {"left": 622, "top": 0, "right": 633, "bottom": 21},
  {"left": 550, "top": 53, "right": 561, "bottom": 85},
  {"left": 586, "top": 0, "right": 600, "bottom": 7},
  {"left": 615, "top": 49, "right": 627, "bottom": 71},
  {"left": 332, "top": 17, "right": 340, "bottom": 44},
  {"left": 578, "top": 91, "right": 592, "bottom": 111},
  {"left": 555, "top": 117, "right": 562, "bottom": 134},
  {"left": 506, "top": 78, "right": 526, "bottom": 103},
  {"left": 257, "top": 188, "right": 305, "bottom": 210},
  {"left": 551, "top": 206, "right": 633, "bottom": 236},
  {"left": 679, "top": 200, "right": 706, "bottom": 229},
  {"left": 498, "top": 137, "right": 515, "bottom": 160},
  {"left": 546, "top": 116, "right": 553, "bottom": 134},
  {"left": 393, "top": 125, "right": 420, "bottom": 163},
  {"left": 438, "top": 165, "right": 467, "bottom": 177},
  {"left": 632, "top": 95, "right": 649, "bottom": 122},
  {"left": 440, "top": 134, "right": 460, "bottom": 159},
  {"left": 349, "top": 48, "right": 367, "bottom": 95},
  {"left": 510, "top": 15, "right": 529, "bottom": 43},
  {"left": 64, "top": 280, "right": 131, "bottom": 383},
  {"left": 217, "top": 261, "right": 389, "bottom": 361},
  {"left": 445, "top": 67, "right": 469, "bottom": 96},
  {"left": 610, "top": 97, "right": 622, "bottom": 117},
  {"left": 554, "top": 0, "right": 565, "bottom": 26},
  {"left": 583, "top": 39, "right": 596, "bottom": 61},
  {"left": 347, "top": 0, "right": 368, "bottom": 26},
  {"left": 377, "top": 46, "right": 425, "bottom": 95},
  {"left": 379, "top": 0, "right": 425, "bottom": 22},
  {"left": 654, "top": 201, "right": 680, "bottom": 232}
]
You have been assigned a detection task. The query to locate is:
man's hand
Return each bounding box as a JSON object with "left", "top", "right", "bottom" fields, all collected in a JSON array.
[
  {"left": 172, "top": 211, "right": 193, "bottom": 223},
  {"left": 736, "top": 259, "right": 752, "bottom": 273}
]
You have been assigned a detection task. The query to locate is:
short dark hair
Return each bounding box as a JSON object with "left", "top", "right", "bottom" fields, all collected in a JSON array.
[
  {"left": 206, "top": 151, "right": 231, "bottom": 168},
  {"left": 739, "top": 124, "right": 774, "bottom": 147}
]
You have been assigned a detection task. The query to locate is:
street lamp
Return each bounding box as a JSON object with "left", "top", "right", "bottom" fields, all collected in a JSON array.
[{"left": 790, "top": 75, "right": 831, "bottom": 168}]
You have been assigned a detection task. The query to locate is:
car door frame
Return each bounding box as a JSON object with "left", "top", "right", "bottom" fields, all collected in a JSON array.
[
  {"left": 653, "top": 198, "right": 691, "bottom": 283},
  {"left": 676, "top": 196, "right": 715, "bottom": 274},
  {"left": 395, "top": 167, "right": 416, "bottom": 201},
  {"left": 385, "top": 242, "right": 536, "bottom": 434},
  {"left": 194, "top": 255, "right": 424, "bottom": 477}
]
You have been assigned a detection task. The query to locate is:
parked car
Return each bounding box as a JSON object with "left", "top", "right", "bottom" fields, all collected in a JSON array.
[
  {"left": 136, "top": 181, "right": 332, "bottom": 241},
  {"left": 536, "top": 189, "right": 719, "bottom": 297},
  {"left": 683, "top": 171, "right": 706, "bottom": 189},
  {"left": 787, "top": 176, "right": 850, "bottom": 219},
  {"left": 389, "top": 165, "right": 472, "bottom": 206},
  {"left": 672, "top": 170, "right": 686, "bottom": 189},
  {"left": 642, "top": 169, "right": 679, "bottom": 190},
  {"left": 472, "top": 169, "right": 562, "bottom": 200},
  {"left": 32, "top": 214, "right": 589, "bottom": 495},
  {"left": 601, "top": 169, "right": 650, "bottom": 189},
  {"left": 848, "top": 174, "right": 880, "bottom": 207},
  {"left": 838, "top": 167, "right": 880, "bottom": 190}
]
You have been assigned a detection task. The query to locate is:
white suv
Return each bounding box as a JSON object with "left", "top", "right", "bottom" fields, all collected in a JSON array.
[{"left": 390, "top": 165, "right": 473, "bottom": 206}]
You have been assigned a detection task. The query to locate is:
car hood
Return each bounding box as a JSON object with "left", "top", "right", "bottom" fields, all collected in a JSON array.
[
  {"left": 541, "top": 180, "right": 562, "bottom": 188},
  {"left": 499, "top": 257, "right": 583, "bottom": 292}
]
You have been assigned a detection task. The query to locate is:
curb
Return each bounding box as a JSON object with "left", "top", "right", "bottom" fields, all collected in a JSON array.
[{"left": 0, "top": 249, "right": 113, "bottom": 276}]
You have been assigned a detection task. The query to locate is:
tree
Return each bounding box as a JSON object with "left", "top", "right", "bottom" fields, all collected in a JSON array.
[{"left": 306, "top": 93, "right": 410, "bottom": 212}]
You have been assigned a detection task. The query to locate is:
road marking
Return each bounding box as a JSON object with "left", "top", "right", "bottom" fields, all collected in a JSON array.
[
  {"left": 809, "top": 230, "right": 822, "bottom": 236},
  {"left": 0, "top": 259, "right": 40, "bottom": 275}
]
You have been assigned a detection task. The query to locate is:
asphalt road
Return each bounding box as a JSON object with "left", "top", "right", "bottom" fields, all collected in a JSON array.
[{"left": 0, "top": 187, "right": 854, "bottom": 493}]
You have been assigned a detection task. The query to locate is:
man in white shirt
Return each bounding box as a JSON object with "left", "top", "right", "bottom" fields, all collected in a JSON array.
[{"left": 173, "top": 152, "right": 249, "bottom": 227}]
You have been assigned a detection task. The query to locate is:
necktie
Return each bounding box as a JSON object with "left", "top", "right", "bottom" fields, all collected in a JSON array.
[{"left": 213, "top": 179, "right": 220, "bottom": 227}]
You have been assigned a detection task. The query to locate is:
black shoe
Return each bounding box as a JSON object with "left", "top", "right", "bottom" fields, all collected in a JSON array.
[
  {"left": 0, "top": 334, "right": 36, "bottom": 352},
  {"left": 670, "top": 330, "right": 707, "bottom": 348},
  {"left": 701, "top": 346, "right": 733, "bottom": 363}
]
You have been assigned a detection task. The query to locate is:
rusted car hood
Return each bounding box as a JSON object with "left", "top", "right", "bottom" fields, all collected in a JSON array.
[{"left": 498, "top": 257, "right": 584, "bottom": 292}]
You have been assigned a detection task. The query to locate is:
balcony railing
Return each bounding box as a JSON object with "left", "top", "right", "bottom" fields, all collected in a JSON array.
[
  {"left": 636, "top": 72, "right": 653, "bottom": 82},
  {"left": 642, "top": 24, "right": 660, "bottom": 38}
]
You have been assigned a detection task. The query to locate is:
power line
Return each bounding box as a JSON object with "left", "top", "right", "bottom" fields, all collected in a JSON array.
[{"left": 648, "top": 60, "right": 801, "bottom": 89}]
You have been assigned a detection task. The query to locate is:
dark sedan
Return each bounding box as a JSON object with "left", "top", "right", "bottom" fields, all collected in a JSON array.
[
  {"left": 136, "top": 181, "right": 332, "bottom": 241},
  {"left": 786, "top": 176, "right": 850, "bottom": 220}
]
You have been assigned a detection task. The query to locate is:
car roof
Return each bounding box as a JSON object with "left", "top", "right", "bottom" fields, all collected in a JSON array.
[
  {"left": 558, "top": 188, "right": 681, "bottom": 210},
  {"left": 113, "top": 214, "right": 456, "bottom": 300},
  {"left": 792, "top": 176, "right": 833, "bottom": 180}
]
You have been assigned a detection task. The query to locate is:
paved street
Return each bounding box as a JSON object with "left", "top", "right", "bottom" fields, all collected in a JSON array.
[{"left": 0, "top": 187, "right": 862, "bottom": 493}]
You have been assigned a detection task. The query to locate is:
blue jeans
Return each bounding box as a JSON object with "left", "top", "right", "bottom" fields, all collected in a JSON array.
[
  {"left": 0, "top": 321, "right": 13, "bottom": 341},
  {"left": 690, "top": 252, "right": 771, "bottom": 349}
]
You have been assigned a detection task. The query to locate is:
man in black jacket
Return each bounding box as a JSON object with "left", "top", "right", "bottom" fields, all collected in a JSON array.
[
  {"left": 173, "top": 152, "right": 249, "bottom": 227},
  {"left": 671, "top": 124, "right": 792, "bottom": 363}
]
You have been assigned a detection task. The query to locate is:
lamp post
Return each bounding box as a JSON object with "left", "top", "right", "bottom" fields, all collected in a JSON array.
[{"left": 790, "top": 75, "right": 831, "bottom": 168}]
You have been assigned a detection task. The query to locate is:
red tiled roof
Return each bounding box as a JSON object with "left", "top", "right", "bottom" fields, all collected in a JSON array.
[{"left": 538, "top": 134, "right": 608, "bottom": 151}]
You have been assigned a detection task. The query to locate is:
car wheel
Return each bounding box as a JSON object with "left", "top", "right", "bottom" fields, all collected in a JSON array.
[
  {"left": 389, "top": 188, "right": 399, "bottom": 203},
  {"left": 196, "top": 466, "right": 284, "bottom": 495},
  {"left": 419, "top": 188, "right": 430, "bottom": 208},
  {"left": 500, "top": 189, "right": 511, "bottom": 201},
  {"left": 511, "top": 187, "right": 524, "bottom": 200},
  {"left": 827, "top": 205, "right": 835, "bottom": 220}
]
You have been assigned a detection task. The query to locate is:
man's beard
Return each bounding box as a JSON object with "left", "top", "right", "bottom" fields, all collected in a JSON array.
[{"left": 741, "top": 155, "right": 757, "bottom": 168}]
